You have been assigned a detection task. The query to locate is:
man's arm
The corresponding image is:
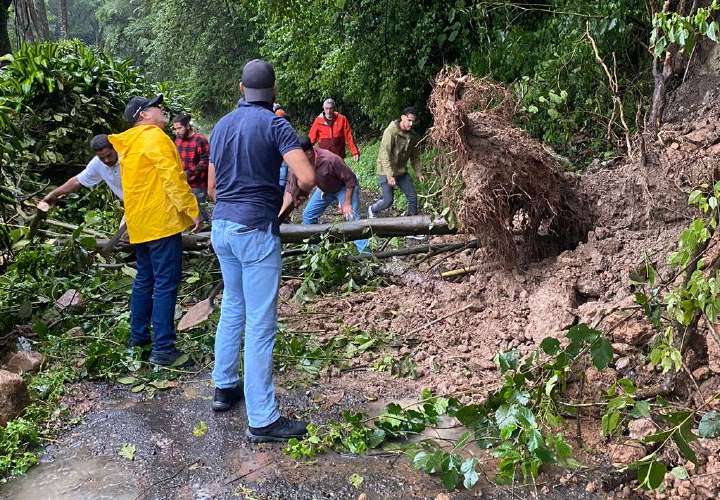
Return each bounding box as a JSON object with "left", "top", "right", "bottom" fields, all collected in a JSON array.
[
  {"left": 283, "top": 149, "right": 315, "bottom": 192},
  {"left": 377, "top": 128, "right": 395, "bottom": 185},
  {"left": 197, "top": 135, "right": 210, "bottom": 177},
  {"left": 308, "top": 118, "right": 320, "bottom": 145},
  {"left": 207, "top": 162, "right": 216, "bottom": 201},
  {"left": 42, "top": 176, "right": 82, "bottom": 205},
  {"left": 343, "top": 117, "right": 360, "bottom": 161}
]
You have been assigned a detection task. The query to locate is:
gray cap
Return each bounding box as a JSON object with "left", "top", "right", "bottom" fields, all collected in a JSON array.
[{"left": 242, "top": 59, "right": 275, "bottom": 103}]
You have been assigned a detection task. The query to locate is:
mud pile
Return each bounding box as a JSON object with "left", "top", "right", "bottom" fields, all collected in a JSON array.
[{"left": 281, "top": 70, "right": 720, "bottom": 497}]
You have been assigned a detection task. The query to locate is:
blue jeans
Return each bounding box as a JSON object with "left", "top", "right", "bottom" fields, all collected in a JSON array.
[
  {"left": 302, "top": 184, "right": 368, "bottom": 253},
  {"left": 211, "top": 219, "right": 281, "bottom": 428},
  {"left": 130, "top": 233, "right": 183, "bottom": 353}
]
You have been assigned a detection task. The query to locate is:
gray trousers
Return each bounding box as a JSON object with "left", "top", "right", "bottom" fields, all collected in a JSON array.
[{"left": 370, "top": 174, "right": 418, "bottom": 215}]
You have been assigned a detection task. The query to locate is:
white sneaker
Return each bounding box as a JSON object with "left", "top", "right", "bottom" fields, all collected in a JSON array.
[{"left": 367, "top": 206, "right": 375, "bottom": 219}]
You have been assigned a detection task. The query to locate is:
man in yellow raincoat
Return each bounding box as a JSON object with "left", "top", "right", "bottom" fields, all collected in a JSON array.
[{"left": 109, "top": 94, "right": 200, "bottom": 366}]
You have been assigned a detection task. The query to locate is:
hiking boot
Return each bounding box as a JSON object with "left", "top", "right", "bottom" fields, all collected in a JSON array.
[
  {"left": 212, "top": 385, "right": 243, "bottom": 412},
  {"left": 367, "top": 206, "right": 375, "bottom": 219},
  {"left": 148, "top": 348, "right": 188, "bottom": 367},
  {"left": 245, "top": 416, "right": 308, "bottom": 443}
]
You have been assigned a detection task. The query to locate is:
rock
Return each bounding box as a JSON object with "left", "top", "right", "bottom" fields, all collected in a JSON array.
[
  {"left": 434, "top": 494, "right": 451, "bottom": 500},
  {"left": 609, "top": 442, "right": 645, "bottom": 465},
  {"left": 55, "top": 289, "right": 84, "bottom": 311},
  {"left": 524, "top": 282, "right": 577, "bottom": 342},
  {"left": 615, "top": 356, "right": 631, "bottom": 371},
  {"left": 693, "top": 366, "right": 711, "bottom": 382},
  {"left": 628, "top": 418, "right": 655, "bottom": 440},
  {"left": 670, "top": 142, "right": 680, "bottom": 150},
  {"left": 585, "top": 480, "right": 598, "bottom": 493},
  {"left": 5, "top": 351, "right": 44, "bottom": 374},
  {"left": 0, "top": 369, "right": 29, "bottom": 427}
]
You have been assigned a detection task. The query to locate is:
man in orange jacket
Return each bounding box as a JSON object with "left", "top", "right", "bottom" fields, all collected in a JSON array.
[{"left": 308, "top": 98, "right": 360, "bottom": 161}]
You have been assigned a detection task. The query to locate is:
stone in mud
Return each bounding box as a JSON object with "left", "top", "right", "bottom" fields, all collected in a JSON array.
[
  {"left": 5, "top": 351, "right": 44, "bottom": 374},
  {"left": 609, "top": 442, "right": 645, "bottom": 465},
  {"left": 628, "top": 418, "right": 655, "bottom": 440},
  {"left": 0, "top": 369, "right": 29, "bottom": 426},
  {"left": 55, "top": 289, "right": 84, "bottom": 311},
  {"left": 524, "top": 282, "right": 576, "bottom": 342}
]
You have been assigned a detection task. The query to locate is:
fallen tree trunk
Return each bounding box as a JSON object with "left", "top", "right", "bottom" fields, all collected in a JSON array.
[{"left": 96, "top": 216, "right": 455, "bottom": 250}]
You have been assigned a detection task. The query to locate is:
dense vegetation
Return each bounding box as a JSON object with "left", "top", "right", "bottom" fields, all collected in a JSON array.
[{"left": 4, "top": 0, "right": 652, "bottom": 158}]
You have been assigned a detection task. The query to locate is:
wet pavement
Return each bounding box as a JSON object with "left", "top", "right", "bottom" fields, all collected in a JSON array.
[{"left": 0, "top": 373, "right": 601, "bottom": 499}]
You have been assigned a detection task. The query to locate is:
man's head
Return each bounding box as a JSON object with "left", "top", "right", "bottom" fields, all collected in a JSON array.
[
  {"left": 90, "top": 134, "right": 118, "bottom": 167},
  {"left": 322, "top": 98, "right": 335, "bottom": 120},
  {"left": 241, "top": 59, "right": 276, "bottom": 104},
  {"left": 399, "top": 106, "right": 417, "bottom": 132},
  {"left": 124, "top": 94, "right": 167, "bottom": 128},
  {"left": 172, "top": 113, "right": 192, "bottom": 139},
  {"left": 298, "top": 136, "right": 316, "bottom": 164},
  {"left": 273, "top": 103, "right": 286, "bottom": 117}
]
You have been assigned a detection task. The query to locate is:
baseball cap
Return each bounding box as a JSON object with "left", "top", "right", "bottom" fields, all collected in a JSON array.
[
  {"left": 242, "top": 59, "right": 275, "bottom": 103},
  {"left": 124, "top": 94, "right": 164, "bottom": 124}
]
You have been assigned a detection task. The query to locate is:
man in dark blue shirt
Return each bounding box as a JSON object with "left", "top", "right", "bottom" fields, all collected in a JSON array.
[{"left": 208, "top": 59, "right": 315, "bottom": 442}]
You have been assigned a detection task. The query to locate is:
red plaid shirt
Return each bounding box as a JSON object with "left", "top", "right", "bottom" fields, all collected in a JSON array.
[{"left": 175, "top": 132, "right": 210, "bottom": 189}]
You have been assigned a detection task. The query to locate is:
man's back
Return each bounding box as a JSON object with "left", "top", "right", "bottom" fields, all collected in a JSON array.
[{"left": 210, "top": 100, "right": 300, "bottom": 229}]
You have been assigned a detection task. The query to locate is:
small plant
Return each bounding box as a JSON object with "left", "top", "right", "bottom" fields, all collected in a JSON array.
[{"left": 295, "top": 232, "right": 381, "bottom": 301}]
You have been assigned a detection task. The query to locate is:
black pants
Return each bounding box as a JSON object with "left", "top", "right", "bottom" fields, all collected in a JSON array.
[{"left": 370, "top": 174, "right": 418, "bottom": 215}]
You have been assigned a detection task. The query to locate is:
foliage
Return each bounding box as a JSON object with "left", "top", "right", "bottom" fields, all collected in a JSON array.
[
  {"left": 651, "top": 0, "right": 720, "bottom": 57},
  {"left": 0, "top": 368, "right": 71, "bottom": 478},
  {"left": 0, "top": 40, "right": 185, "bottom": 198},
  {"left": 286, "top": 324, "right": 610, "bottom": 488},
  {"left": 293, "top": 232, "right": 381, "bottom": 301},
  {"left": 274, "top": 325, "right": 390, "bottom": 380}
]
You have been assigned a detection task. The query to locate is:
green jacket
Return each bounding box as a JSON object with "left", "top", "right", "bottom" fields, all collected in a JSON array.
[{"left": 376, "top": 120, "right": 421, "bottom": 177}]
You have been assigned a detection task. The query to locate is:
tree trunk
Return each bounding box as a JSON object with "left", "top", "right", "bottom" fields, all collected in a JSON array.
[
  {"left": 57, "top": 0, "right": 68, "bottom": 38},
  {"left": 95, "top": 216, "right": 456, "bottom": 250},
  {"left": 14, "top": 0, "right": 45, "bottom": 42},
  {"left": 0, "top": 0, "right": 12, "bottom": 55},
  {"left": 648, "top": 51, "right": 674, "bottom": 132},
  {"left": 34, "top": 0, "right": 49, "bottom": 40}
]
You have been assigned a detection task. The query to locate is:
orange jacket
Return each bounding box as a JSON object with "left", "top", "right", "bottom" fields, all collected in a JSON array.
[{"left": 308, "top": 112, "right": 359, "bottom": 158}]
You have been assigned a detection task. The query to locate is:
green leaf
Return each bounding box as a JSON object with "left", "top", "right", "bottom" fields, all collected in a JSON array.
[
  {"left": 540, "top": 337, "right": 561, "bottom": 355},
  {"left": 629, "top": 401, "right": 651, "bottom": 418},
  {"left": 116, "top": 376, "right": 138, "bottom": 385},
  {"left": 439, "top": 467, "right": 460, "bottom": 490},
  {"left": 637, "top": 460, "right": 667, "bottom": 490},
  {"left": 672, "top": 431, "right": 697, "bottom": 465},
  {"left": 171, "top": 353, "right": 189, "bottom": 367},
  {"left": 348, "top": 473, "right": 364, "bottom": 488},
  {"left": 671, "top": 466, "right": 689, "bottom": 480},
  {"left": 118, "top": 443, "right": 136, "bottom": 461},
  {"left": 698, "top": 411, "right": 720, "bottom": 437},
  {"left": 461, "top": 457, "right": 479, "bottom": 489},
  {"left": 494, "top": 351, "right": 518, "bottom": 373},
  {"left": 192, "top": 420, "right": 208, "bottom": 437},
  {"left": 590, "top": 336, "right": 613, "bottom": 370},
  {"left": 527, "top": 105, "right": 539, "bottom": 114},
  {"left": 708, "top": 21, "right": 719, "bottom": 42}
]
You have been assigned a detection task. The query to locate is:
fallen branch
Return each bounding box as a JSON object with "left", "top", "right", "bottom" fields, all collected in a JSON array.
[{"left": 440, "top": 265, "right": 479, "bottom": 279}]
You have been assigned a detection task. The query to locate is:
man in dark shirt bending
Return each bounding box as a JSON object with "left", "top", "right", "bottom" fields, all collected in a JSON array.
[
  {"left": 209, "top": 59, "right": 315, "bottom": 442},
  {"left": 280, "top": 136, "right": 368, "bottom": 252}
]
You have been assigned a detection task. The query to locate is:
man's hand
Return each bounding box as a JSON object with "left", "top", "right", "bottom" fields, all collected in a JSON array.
[
  {"left": 41, "top": 193, "right": 57, "bottom": 206},
  {"left": 417, "top": 172, "right": 425, "bottom": 183},
  {"left": 340, "top": 203, "right": 354, "bottom": 220},
  {"left": 191, "top": 215, "right": 202, "bottom": 232},
  {"left": 352, "top": 153, "right": 360, "bottom": 162},
  {"left": 387, "top": 176, "right": 397, "bottom": 187}
]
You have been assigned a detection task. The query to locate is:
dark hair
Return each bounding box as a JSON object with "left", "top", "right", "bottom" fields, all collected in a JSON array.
[
  {"left": 89, "top": 134, "right": 111, "bottom": 151},
  {"left": 298, "top": 136, "right": 313, "bottom": 152},
  {"left": 402, "top": 106, "right": 417, "bottom": 117},
  {"left": 172, "top": 113, "right": 191, "bottom": 127}
]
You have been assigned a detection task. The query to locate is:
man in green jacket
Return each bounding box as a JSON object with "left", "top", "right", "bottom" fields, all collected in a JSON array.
[{"left": 368, "top": 107, "right": 424, "bottom": 218}]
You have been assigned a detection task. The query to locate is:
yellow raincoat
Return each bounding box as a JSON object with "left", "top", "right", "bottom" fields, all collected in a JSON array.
[{"left": 109, "top": 125, "right": 199, "bottom": 244}]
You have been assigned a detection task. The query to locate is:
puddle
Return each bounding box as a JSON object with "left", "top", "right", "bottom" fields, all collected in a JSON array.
[{"left": 0, "top": 450, "right": 137, "bottom": 500}]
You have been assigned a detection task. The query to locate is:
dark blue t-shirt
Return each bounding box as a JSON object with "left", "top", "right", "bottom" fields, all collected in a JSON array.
[{"left": 210, "top": 100, "right": 300, "bottom": 232}]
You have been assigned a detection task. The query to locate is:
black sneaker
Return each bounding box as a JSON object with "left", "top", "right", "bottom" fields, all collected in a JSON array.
[
  {"left": 246, "top": 416, "right": 308, "bottom": 443},
  {"left": 127, "top": 337, "right": 151, "bottom": 348},
  {"left": 212, "top": 386, "right": 243, "bottom": 412},
  {"left": 148, "top": 349, "right": 187, "bottom": 367}
]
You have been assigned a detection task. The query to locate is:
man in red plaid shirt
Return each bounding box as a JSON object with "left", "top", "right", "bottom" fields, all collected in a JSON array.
[{"left": 173, "top": 113, "right": 210, "bottom": 221}]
